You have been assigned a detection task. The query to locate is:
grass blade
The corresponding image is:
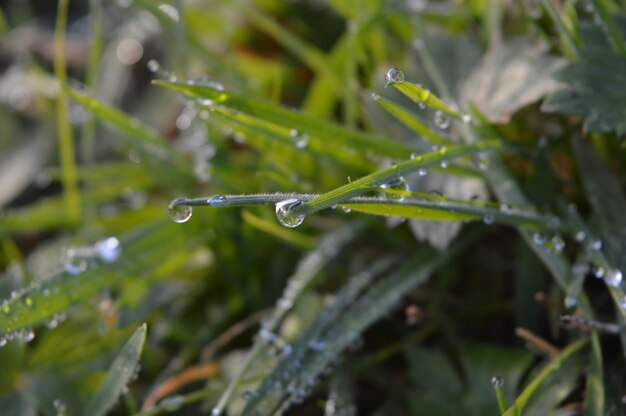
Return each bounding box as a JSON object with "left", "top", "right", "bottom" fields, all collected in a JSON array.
[
  {"left": 153, "top": 81, "right": 412, "bottom": 159},
  {"left": 387, "top": 78, "right": 463, "bottom": 119},
  {"left": 83, "top": 323, "right": 147, "bottom": 416},
  {"left": 503, "top": 338, "right": 588, "bottom": 416},
  {"left": 54, "top": 0, "right": 81, "bottom": 222}
]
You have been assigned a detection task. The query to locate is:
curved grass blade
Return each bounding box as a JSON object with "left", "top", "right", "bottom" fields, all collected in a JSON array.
[
  {"left": 326, "top": 367, "right": 357, "bottom": 416},
  {"left": 241, "top": 210, "right": 316, "bottom": 250},
  {"left": 502, "top": 338, "right": 588, "bottom": 416},
  {"left": 153, "top": 81, "right": 412, "bottom": 159},
  {"left": 287, "top": 140, "right": 504, "bottom": 219},
  {"left": 0, "top": 221, "right": 193, "bottom": 334},
  {"left": 387, "top": 79, "right": 463, "bottom": 119},
  {"left": 372, "top": 94, "right": 453, "bottom": 146},
  {"left": 83, "top": 323, "right": 147, "bottom": 416}
]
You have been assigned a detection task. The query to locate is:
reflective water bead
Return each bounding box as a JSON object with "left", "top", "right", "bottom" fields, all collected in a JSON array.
[
  {"left": 564, "top": 296, "right": 577, "bottom": 309},
  {"left": 434, "top": 111, "right": 450, "bottom": 129},
  {"left": 161, "top": 395, "right": 185, "bottom": 411},
  {"left": 22, "top": 328, "right": 35, "bottom": 343},
  {"left": 158, "top": 4, "right": 179, "bottom": 22},
  {"left": 606, "top": 269, "right": 623, "bottom": 288},
  {"left": 621, "top": 296, "right": 626, "bottom": 310},
  {"left": 462, "top": 114, "right": 472, "bottom": 123},
  {"left": 533, "top": 232, "right": 545, "bottom": 246},
  {"left": 385, "top": 68, "right": 404, "bottom": 85},
  {"left": 211, "top": 408, "right": 221, "bottom": 416},
  {"left": 574, "top": 230, "right": 586, "bottom": 243},
  {"left": 381, "top": 177, "right": 409, "bottom": 201},
  {"left": 208, "top": 194, "right": 227, "bottom": 207},
  {"left": 147, "top": 59, "right": 160, "bottom": 73},
  {"left": 440, "top": 160, "right": 448, "bottom": 169},
  {"left": 308, "top": 339, "right": 326, "bottom": 352},
  {"left": 1, "top": 301, "right": 9, "bottom": 314},
  {"left": 590, "top": 238, "right": 602, "bottom": 251},
  {"left": 275, "top": 199, "right": 305, "bottom": 228},
  {"left": 341, "top": 206, "right": 352, "bottom": 213},
  {"left": 168, "top": 198, "right": 192, "bottom": 223},
  {"left": 0, "top": 337, "right": 6, "bottom": 347},
  {"left": 418, "top": 168, "right": 428, "bottom": 176},
  {"left": 289, "top": 129, "right": 309, "bottom": 149},
  {"left": 551, "top": 235, "right": 565, "bottom": 253},
  {"left": 593, "top": 266, "right": 605, "bottom": 278},
  {"left": 491, "top": 376, "right": 503, "bottom": 388},
  {"left": 96, "top": 237, "right": 121, "bottom": 263},
  {"left": 483, "top": 214, "right": 494, "bottom": 225},
  {"left": 410, "top": 152, "right": 422, "bottom": 161},
  {"left": 64, "top": 251, "right": 88, "bottom": 275}
]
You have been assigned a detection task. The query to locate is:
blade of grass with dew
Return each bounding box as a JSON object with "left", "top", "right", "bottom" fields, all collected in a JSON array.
[
  {"left": 387, "top": 79, "right": 463, "bottom": 119},
  {"left": 241, "top": 255, "right": 401, "bottom": 415},
  {"left": 83, "top": 323, "right": 147, "bottom": 416},
  {"left": 212, "top": 222, "right": 365, "bottom": 415},
  {"left": 286, "top": 140, "right": 504, "bottom": 219},
  {"left": 502, "top": 338, "right": 588, "bottom": 416},
  {"left": 153, "top": 81, "right": 413, "bottom": 159},
  {"left": 212, "top": 107, "right": 375, "bottom": 173},
  {"left": 0, "top": 221, "right": 196, "bottom": 334},
  {"left": 372, "top": 94, "right": 453, "bottom": 146},
  {"left": 244, "top": 230, "right": 476, "bottom": 415},
  {"left": 54, "top": 0, "right": 81, "bottom": 222}
]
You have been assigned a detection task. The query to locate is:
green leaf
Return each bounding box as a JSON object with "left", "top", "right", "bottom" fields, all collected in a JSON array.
[
  {"left": 504, "top": 338, "right": 588, "bottom": 415},
  {"left": 83, "top": 323, "right": 147, "bottom": 416}
]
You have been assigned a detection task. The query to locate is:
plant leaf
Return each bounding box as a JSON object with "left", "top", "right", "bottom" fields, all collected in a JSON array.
[{"left": 83, "top": 323, "right": 147, "bottom": 416}]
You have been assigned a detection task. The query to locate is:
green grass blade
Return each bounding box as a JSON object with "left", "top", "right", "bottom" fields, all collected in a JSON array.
[
  {"left": 54, "top": 0, "right": 81, "bottom": 222},
  {"left": 503, "top": 338, "right": 588, "bottom": 416},
  {"left": 538, "top": 0, "right": 580, "bottom": 58},
  {"left": 83, "top": 323, "right": 147, "bottom": 416},
  {"left": 241, "top": 210, "right": 315, "bottom": 249},
  {"left": 583, "top": 333, "right": 604, "bottom": 416},
  {"left": 287, "top": 140, "right": 504, "bottom": 219},
  {"left": 389, "top": 79, "right": 462, "bottom": 118},
  {"left": 153, "top": 81, "right": 412, "bottom": 159},
  {"left": 372, "top": 94, "right": 453, "bottom": 146},
  {"left": 589, "top": 0, "right": 626, "bottom": 56},
  {"left": 0, "top": 221, "right": 193, "bottom": 334}
]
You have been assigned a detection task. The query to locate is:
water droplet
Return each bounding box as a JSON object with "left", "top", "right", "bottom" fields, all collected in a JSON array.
[
  {"left": 341, "top": 206, "right": 352, "bottom": 213},
  {"left": 147, "top": 59, "right": 160, "bottom": 73},
  {"left": 371, "top": 92, "right": 381, "bottom": 100},
  {"left": 418, "top": 168, "right": 428, "bottom": 176},
  {"left": 483, "top": 214, "right": 494, "bottom": 225},
  {"left": 491, "top": 376, "right": 503, "bottom": 388},
  {"left": 410, "top": 152, "right": 422, "bottom": 161},
  {"left": 308, "top": 339, "right": 326, "bottom": 352},
  {"left": 440, "top": 160, "right": 448, "bottom": 169},
  {"left": 161, "top": 395, "right": 185, "bottom": 411},
  {"left": 473, "top": 154, "right": 489, "bottom": 170},
  {"left": 168, "top": 198, "right": 192, "bottom": 223},
  {"left": 158, "top": 4, "right": 180, "bottom": 22},
  {"left": 241, "top": 390, "right": 253, "bottom": 401},
  {"left": 22, "top": 328, "right": 35, "bottom": 342},
  {"left": 64, "top": 250, "right": 88, "bottom": 275},
  {"left": 211, "top": 408, "right": 220, "bottom": 416},
  {"left": 533, "top": 232, "right": 545, "bottom": 246},
  {"left": 590, "top": 238, "right": 602, "bottom": 251},
  {"left": 621, "top": 296, "right": 626, "bottom": 310},
  {"left": 606, "top": 269, "right": 623, "bottom": 288},
  {"left": 551, "top": 235, "right": 565, "bottom": 253},
  {"left": 96, "top": 237, "right": 121, "bottom": 263},
  {"left": 385, "top": 68, "right": 405, "bottom": 85},
  {"left": 575, "top": 230, "right": 586, "bottom": 242},
  {"left": 289, "top": 129, "right": 309, "bottom": 149},
  {"left": 24, "top": 297, "right": 33, "bottom": 307},
  {"left": 593, "top": 266, "right": 605, "bottom": 279},
  {"left": 434, "top": 111, "right": 450, "bottom": 129},
  {"left": 564, "top": 296, "right": 577, "bottom": 309},
  {"left": 1, "top": 301, "right": 10, "bottom": 314},
  {"left": 275, "top": 199, "right": 305, "bottom": 228},
  {"left": 381, "top": 177, "right": 409, "bottom": 201},
  {"left": 462, "top": 114, "right": 472, "bottom": 123},
  {"left": 0, "top": 337, "right": 6, "bottom": 347},
  {"left": 208, "top": 194, "right": 227, "bottom": 207}
]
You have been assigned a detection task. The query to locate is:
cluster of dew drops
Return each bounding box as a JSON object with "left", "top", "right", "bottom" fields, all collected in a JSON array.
[{"left": 0, "top": 236, "right": 121, "bottom": 348}]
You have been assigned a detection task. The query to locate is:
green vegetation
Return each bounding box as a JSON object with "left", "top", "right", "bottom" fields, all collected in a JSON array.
[{"left": 1, "top": 0, "right": 626, "bottom": 414}]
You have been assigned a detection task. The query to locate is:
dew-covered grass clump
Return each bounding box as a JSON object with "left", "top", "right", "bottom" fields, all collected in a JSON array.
[{"left": 2, "top": 0, "right": 626, "bottom": 415}]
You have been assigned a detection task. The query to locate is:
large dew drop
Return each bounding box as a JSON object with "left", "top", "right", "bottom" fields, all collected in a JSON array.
[
  {"left": 434, "top": 111, "right": 450, "bottom": 129},
  {"left": 491, "top": 376, "right": 504, "bottom": 388},
  {"left": 96, "top": 237, "right": 121, "bottom": 263},
  {"left": 289, "top": 129, "right": 309, "bottom": 149},
  {"left": 168, "top": 198, "right": 192, "bottom": 223},
  {"left": 385, "top": 68, "right": 404, "bottom": 85},
  {"left": 606, "top": 269, "right": 623, "bottom": 288},
  {"left": 381, "top": 177, "right": 410, "bottom": 201},
  {"left": 275, "top": 199, "right": 305, "bottom": 228}
]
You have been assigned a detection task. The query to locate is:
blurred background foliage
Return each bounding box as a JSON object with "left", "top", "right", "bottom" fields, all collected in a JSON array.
[{"left": 1, "top": 0, "right": 626, "bottom": 414}]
